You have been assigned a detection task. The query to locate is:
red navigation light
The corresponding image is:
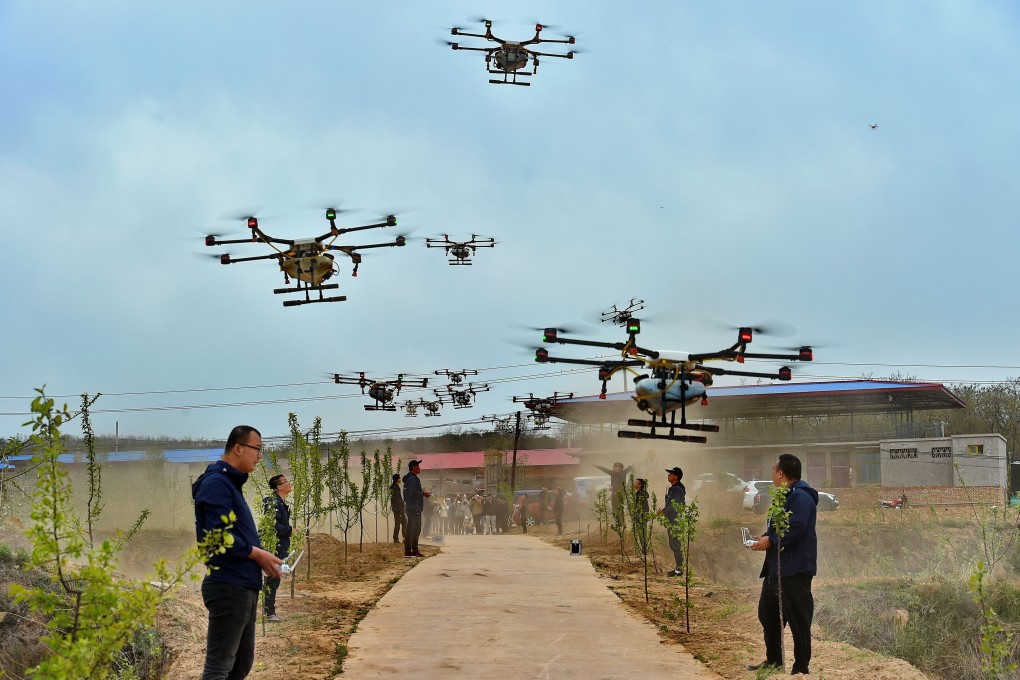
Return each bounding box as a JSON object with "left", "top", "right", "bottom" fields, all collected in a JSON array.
[
  {"left": 219, "top": 254, "right": 231, "bottom": 265},
  {"left": 778, "top": 367, "right": 792, "bottom": 380},
  {"left": 535, "top": 348, "right": 549, "bottom": 362},
  {"left": 737, "top": 355, "right": 745, "bottom": 363},
  {"left": 247, "top": 217, "right": 258, "bottom": 229},
  {"left": 799, "top": 346, "right": 813, "bottom": 361},
  {"left": 598, "top": 366, "right": 611, "bottom": 380},
  {"left": 568, "top": 35, "right": 576, "bottom": 44},
  {"left": 598, "top": 393, "right": 606, "bottom": 400},
  {"left": 205, "top": 235, "right": 215, "bottom": 246},
  {"left": 738, "top": 327, "right": 752, "bottom": 343},
  {"left": 395, "top": 235, "right": 406, "bottom": 246},
  {"left": 536, "top": 23, "right": 543, "bottom": 31}
]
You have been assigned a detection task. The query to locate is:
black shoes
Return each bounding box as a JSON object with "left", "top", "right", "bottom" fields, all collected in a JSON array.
[{"left": 791, "top": 668, "right": 810, "bottom": 675}]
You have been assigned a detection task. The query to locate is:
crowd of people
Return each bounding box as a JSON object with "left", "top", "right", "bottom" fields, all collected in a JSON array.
[{"left": 193, "top": 429, "right": 819, "bottom": 678}]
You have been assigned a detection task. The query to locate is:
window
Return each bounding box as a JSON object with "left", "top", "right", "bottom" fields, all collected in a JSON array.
[
  {"left": 967, "top": 444, "right": 985, "bottom": 457},
  {"left": 858, "top": 453, "right": 880, "bottom": 484}
]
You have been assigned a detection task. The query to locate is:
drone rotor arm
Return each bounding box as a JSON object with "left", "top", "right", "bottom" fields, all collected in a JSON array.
[
  {"left": 526, "top": 49, "right": 573, "bottom": 59},
  {"left": 741, "top": 351, "right": 812, "bottom": 362},
  {"left": 695, "top": 364, "right": 793, "bottom": 381},
  {"left": 221, "top": 253, "right": 282, "bottom": 264}
]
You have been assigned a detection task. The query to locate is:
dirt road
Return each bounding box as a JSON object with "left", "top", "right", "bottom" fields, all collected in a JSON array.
[{"left": 342, "top": 534, "right": 720, "bottom": 679}]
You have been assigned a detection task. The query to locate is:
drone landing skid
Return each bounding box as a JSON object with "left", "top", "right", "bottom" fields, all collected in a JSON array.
[
  {"left": 618, "top": 430, "right": 709, "bottom": 444},
  {"left": 365, "top": 405, "right": 397, "bottom": 412},
  {"left": 282, "top": 295, "right": 347, "bottom": 307},
  {"left": 274, "top": 283, "right": 339, "bottom": 294},
  {"left": 627, "top": 419, "right": 720, "bottom": 433},
  {"left": 447, "top": 260, "right": 473, "bottom": 265}
]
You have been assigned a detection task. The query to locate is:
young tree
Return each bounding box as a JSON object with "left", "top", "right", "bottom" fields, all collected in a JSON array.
[
  {"left": 11, "top": 389, "right": 232, "bottom": 679},
  {"left": 327, "top": 432, "right": 360, "bottom": 562},
  {"left": 657, "top": 498, "right": 700, "bottom": 631},
  {"left": 765, "top": 485, "right": 792, "bottom": 669}
]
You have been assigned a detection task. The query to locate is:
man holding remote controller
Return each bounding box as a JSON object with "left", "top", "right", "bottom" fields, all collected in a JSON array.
[
  {"left": 748, "top": 453, "right": 818, "bottom": 676},
  {"left": 193, "top": 425, "right": 283, "bottom": 680}
]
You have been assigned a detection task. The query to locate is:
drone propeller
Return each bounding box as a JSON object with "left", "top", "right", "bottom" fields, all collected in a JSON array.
[
  {"left": 218, "top": 208, "right": 264, "bottom": 222},
  {"left": 192, "top": 251, "right": 231, "bottom": 262},
  {"left": 467, "top": 15, "right": 499, "bottom": 24},
  {"left": 301, "top": 201, "right": 360, "bottom": 216},
  {"left": 713, "top": 319, "right": 797, "bottom": 338}
]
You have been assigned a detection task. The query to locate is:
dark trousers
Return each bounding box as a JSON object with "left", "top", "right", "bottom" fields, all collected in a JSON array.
[
  {"left": 554, "top": 512, "right": 563, "bottom": 535},
  {"left": 201, "top": 581, "right": 258, "bottom": 680},
  {"left": 758, "top": 573, "right": 814, "bottom": 672},
  {"left": 668, "top": 533, "right": 684, "bottom": 570},
  {"left": 473, "top": 514, "right": 482, "bottom": 534},
  {"left": 405, "top": 511, "right": 422, "bottom": 553},
  {"left": 393, "top": 509, "right": 406, "bottom": 542},
  {"left": 263, "top": 576, "right": 280, "bottom": 615}
]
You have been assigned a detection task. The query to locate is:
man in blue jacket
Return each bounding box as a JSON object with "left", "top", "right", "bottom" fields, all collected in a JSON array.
[
  {"left": 749, "top": 453, "right": 818, "bottom": 676},
  {"left": 403, "top": 459, "right": 431, "bottom": 557},
  {"left": 193, "top": 425, "right": 282, "bottom": 680}
]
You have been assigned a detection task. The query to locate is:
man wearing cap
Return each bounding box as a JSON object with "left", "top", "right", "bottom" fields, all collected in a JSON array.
[
  {"left": 403, "top": 460, "right": 431, "bottom": 557},
  {"left": 658, "top": 466, "right": 687, "bottom": 577}
]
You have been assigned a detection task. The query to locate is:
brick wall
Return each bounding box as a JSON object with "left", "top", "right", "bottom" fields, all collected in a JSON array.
[{"left": 824, "top": 485, "right": 1006, "bottom": 510}]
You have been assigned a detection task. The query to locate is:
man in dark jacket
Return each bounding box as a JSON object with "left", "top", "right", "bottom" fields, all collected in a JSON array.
[
  {"left": 403, "top": 460, "right": 431, "bottom": 557},
  {"left": 552, "top": 487, "right": 565, "bottom": 535},
  {"left": 658, "top": 466, "right": 687, "bottom": 577},
  {"left": 262, "top": 474, "right": 293, "bottom": 622},
  {"left": 192, "top": 425, "right": 282, "bottom": 680},
  {"left": 390, "top": 473, "right": 405, "bottom": 544},
  {"left": 749, "top": 453, "right": 818, "bottom": 676}
]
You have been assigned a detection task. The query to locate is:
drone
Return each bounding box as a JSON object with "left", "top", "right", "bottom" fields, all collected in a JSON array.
[
  {"left": 402, "top": 400, "right": 420, "bottom": 417},
  {"left": 425, "top": 234, "right": 496, "bottom": 265},
  {"left": 511, "top": 392, "right": 574, "bottom": 418},
  {"left": 418, "top": 397, "right": 444, "bottom": 417},
  {"left": 332, "top": 373, "right": 428, "bottom": 411},
  {"left": 527, "top": 412, "right": 552, "bottom": 430},
  {"left": 870, "top": 123, "right": 879, "bottom": 130},
  {"left": 204, "top": 209, "right": 405, "bottom": 307},
  {"left": 534, "top": 319, "right": 813, "bottom": 443},
  {"left": 437, "top": 383, "right": 490, "bottom": 409},
  {"left": 435, "top": 368, "right": 479, "bottom": 386},
  {"left": 444, "top": 19, "right": 578, "bottom": 86},
  {"left": 602, "top": 299, "right": 645, "bottom": 326}
]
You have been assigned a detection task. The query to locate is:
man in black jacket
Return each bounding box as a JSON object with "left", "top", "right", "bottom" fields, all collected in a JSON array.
[
  {"left": 595, "top": 461, "right": 634, "bottom": 531},
  {"left": 390, "top": 473, "right": 405, "bottom": 544},
  {"left": 262, "top": 474, "right": 293, "bottom": 623},
  {"left": 192, "top": 425, "right": 282, "bottom": 680},
  {"left": 658, "top": 466, "right": 687, "bottom": 577},
  {"left": 403, "top": 460, "right": 431, "bottom": 557},
  {"left": 749, "top": 453, "right": 818, "bottom": 675}
]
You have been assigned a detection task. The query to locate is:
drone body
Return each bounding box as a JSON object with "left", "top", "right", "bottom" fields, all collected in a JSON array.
[
  {"left": 435, "top": 368, "right": 479, "bottom": 385},
  {"left": 512, "top": 392, "right": 574, "bottom": 419},
  {"left": 535, "top": 320, "right": 813, "bottom": 443},
  {"left": 426, "top": 235, "right": 496, "bottom": 265},
  {"left": 438, "top": 382, "right": 490, "bottom": 409},
  {"left": 204, "top": 210, "right": 404, "bottom": 307},
  {"left": 445, "top": 20, "right": 577, "bottom": 86}
]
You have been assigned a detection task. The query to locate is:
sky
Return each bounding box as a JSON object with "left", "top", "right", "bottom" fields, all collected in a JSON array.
[{"left": 1, "top": 0, "right": 1018, "bottom": 443}]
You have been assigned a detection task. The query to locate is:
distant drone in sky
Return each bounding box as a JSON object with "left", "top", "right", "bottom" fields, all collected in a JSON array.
[
  {"left": 435, "top": 368, "right": 479, "bottom": 386},
  {"left": 534, "top": 320, "right": 813, "bottom": 443},
  {"left": 205, "top": 209, "right": 405, "bottom": 307},
  {"left": 443, "top": 19, "right": 578, "bottom": 86},
  {"left": 870, "top": 123, "right": 878, "bottom": 130},
  {"left": 332, "top": 372, "right": 428, "bottom": 411},
  {"left": 438, "top": 383, "right": 490, "bottom": 409},
  {"left": 602, "top": 299, "right": 645, "bottom": 326},
  {"left": 425, "top": 234, "right": 496, "bottom": 265},
  {"left": 418, "top": 397, "right": 444, "bottom": 417},
  {"left": 512, "top": 392, "right": 574, "bottom": 419}
]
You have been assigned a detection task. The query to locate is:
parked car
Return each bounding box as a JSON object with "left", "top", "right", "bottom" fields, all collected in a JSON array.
[
  {"left": 691, "top": 472, "right": 746, "bottom": 494},
  {"left": 744, "top": 481, "right": 839, "bottom": 514}
]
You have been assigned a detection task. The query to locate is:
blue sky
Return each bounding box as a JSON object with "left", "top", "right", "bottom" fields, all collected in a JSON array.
[{"left": 1, "top": 1, "right": 1018, "bottom": 441}]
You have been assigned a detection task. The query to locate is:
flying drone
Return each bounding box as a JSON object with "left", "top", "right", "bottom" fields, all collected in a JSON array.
[
  {"left": 533, "top": 320, "right": 813, "bottom": 443},
  {"left": 332, "top": 373, "right": 428, "bottom": 411},
  {"left": 425, "top": 234, "right": 497, "bottom": 265},
  {"left": 204, "top": 209, "right": 405, "bottom": 307},
  {"left": 418, "top": 397, "right": 444, "bottom": 417},
  {"left": 437, "top": 383, "right": 490, "bottom": 409},
  {"left": 435, "top": 368, "right": 479, "bottom": 385},
  {"left": 511, "top": 392, "right": 575, "bottom": 419},
  {"left": 602, "top": 299, "right": 645, "bottom": 326},
  {"left": 526, "top": 412, "right": 552, "bottom": 430},
  {"left": 444, "top": 19, "right": 578, "bottom": 86},
  {"left": 402, "top": 400, "right": 420, "bottom": 417}
]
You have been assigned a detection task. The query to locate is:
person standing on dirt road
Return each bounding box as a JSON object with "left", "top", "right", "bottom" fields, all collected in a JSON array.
[
  {"left": 262, "top": 473, "right": 293, "bottom": 623},
  {"left": 594, "top": 461, "right": 634, "bottom": 531},
  {"left": 552, "top": 487, "right": 565, "bottom": 535},
  {"left": 390, "top": 474, "right": 406, "bottom": 544},
  {"left": 748, "top": 453, "right": 818, "bottom": 676},
  {"left": 657, "top": 466, "right": 687, "bottom": 577},
  {"left": 192, "top": 425, "right": 282, "bottom": 680},
  {"left": 403, "top": 460, "right": 431, "bottom": 557}
]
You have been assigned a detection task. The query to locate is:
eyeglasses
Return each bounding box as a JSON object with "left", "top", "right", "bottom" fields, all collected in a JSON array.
[{"left": 238, "top": 443, "right": 263, "bottom": 454}]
